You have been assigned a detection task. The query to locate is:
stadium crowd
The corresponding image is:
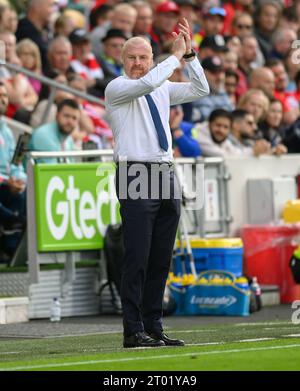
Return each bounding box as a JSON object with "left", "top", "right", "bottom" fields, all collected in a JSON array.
[{"left": 1, "top": 0, "right": 300, "bottom": 261}]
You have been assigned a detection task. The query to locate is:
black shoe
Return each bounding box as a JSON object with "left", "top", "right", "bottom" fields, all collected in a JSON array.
[
  {"left": 149, "top": 332, "right": 185, "bottom": 346},
  {"left": 123, "top": 331, "right": 165, "bottom": 348}
]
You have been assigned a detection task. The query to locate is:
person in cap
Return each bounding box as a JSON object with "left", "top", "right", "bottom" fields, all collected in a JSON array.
[
  {"left": 105, "top": 18, "right": 209, "bottom": 348},
  {"left": 194, "top": 7, "right": 226, "bottom": 48},
  {"left": 191, "top": 56, "right": 233, "bottom": 122},
  {"left": 69, "top": 28, "right": 105, "bottom": 97},
  {"left": 150, "top": 1, "right": 180, "bottom": 56},
  {"left": 96, "top": 29, "right": 128, "bottom": 96},
  {"left": 198, "top": 34, "right": 227, "bottom": 60}
]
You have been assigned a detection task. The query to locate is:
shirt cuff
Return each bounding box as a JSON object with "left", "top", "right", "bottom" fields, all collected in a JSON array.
[{"left": 168, "top": 55, "right": 181, "bottom": 69}]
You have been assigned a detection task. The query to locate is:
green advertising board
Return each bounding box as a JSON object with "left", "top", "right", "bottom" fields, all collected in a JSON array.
[{"left": 34, "top": 162, "right": 121, "bottom": 252}]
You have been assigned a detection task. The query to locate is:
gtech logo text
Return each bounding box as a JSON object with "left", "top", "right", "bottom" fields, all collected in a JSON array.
[{"left": 45, "top": 174, "right": 118, "bottom": 240}]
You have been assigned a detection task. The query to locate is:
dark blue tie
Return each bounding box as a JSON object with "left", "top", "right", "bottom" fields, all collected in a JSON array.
[{"left": 145, "top": 94, "right": 168, "bottom": 151}]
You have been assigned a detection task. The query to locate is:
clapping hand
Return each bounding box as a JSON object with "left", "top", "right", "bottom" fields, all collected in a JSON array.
[{"left": 177, "top": 18, "right": 192, "bottom": 55}]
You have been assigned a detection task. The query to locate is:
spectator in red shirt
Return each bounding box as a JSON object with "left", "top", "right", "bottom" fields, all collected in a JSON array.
[
  {"left": 150, "top": 1, "right": 180, "bottom": 56},
  {"left": 266, "top": 58, "right": 299, "bottom": 125},
  {"left": 236, "top": 35, "right": 259, "bottom": 98}
]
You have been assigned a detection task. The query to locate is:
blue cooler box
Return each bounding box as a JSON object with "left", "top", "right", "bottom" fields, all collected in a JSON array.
[
  {"left": 184, "top": 270, "right": 250, "bottom": 316},
  {"left": 174, "top": 238, "right": 243, "bottom": 277}
]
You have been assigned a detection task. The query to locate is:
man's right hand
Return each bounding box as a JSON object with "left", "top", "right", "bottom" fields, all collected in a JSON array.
[{"left": 172, "top": 32, "right": 186, "bottom": 61}]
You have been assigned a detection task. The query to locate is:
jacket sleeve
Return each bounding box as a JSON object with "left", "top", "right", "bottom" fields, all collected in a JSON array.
[{"left": 168, "top": 57, "right": 210, "bottom": 106}]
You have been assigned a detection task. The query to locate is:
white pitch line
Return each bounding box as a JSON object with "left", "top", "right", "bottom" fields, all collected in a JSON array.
[
  {"left": 234, "top": 322, "right": 292, "bottom": 327},
  {"left": 237, "top": 338, "right": 274, "bottom": 343},
  {"left": 264, "top": 327, "right": 300, "bottom": 331},
  {"left": 169, "top": 329, "right": 218, "bottom": 334},
  {"left": 1, "top": 334, "right": 298, "bottom": 357},
  {"left": 0, "top": 335, "right": 296, "bottom": 357},
  {"left": 2, "top": 343, "right": 300, "bottom": 371}
]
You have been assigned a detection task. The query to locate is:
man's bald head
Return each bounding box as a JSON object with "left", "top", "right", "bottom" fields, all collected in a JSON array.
[
  {"left": 112, "top": 4, "right": 137, "bottom": 33},
  {"left": 250, "top": 67, "right": 275, "bottom": 97},
  {"left": 122, "top": 37, "right": 153, "bottom": 79},
  {"left": 122, "top": 37, "right": 152, "bottom": 59}
]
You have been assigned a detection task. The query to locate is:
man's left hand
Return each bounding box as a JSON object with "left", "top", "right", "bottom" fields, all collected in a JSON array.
[{"left": 178, "top": 18, "right": 192, "bottom": 55}]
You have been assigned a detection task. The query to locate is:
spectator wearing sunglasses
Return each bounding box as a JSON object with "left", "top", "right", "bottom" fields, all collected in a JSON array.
[{"left": 231, "top": 12, "right": 254, "bottom": 39}]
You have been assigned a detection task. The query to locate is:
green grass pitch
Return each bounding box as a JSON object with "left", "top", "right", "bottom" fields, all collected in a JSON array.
[{"left": 0, "top": 321, "right": 300, "bottom": 371}]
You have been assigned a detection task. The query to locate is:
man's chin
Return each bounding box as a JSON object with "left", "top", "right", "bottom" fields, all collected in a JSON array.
[
  {"left": 60, "top": 128, "right": 73, "bottom": 135},
  {"left": 131, "top": 71, "right": 145, "bottom": 79}
]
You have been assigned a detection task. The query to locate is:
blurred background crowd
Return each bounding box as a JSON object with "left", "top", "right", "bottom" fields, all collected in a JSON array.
[{"left": 2, "top": 0, "right": 300, "bottom": 158}]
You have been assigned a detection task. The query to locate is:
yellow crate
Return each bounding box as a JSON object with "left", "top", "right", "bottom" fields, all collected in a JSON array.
[
  {"left": 176, "top": 238, "right": 243, "bottom": 249},
  {"left": 283, "top": 200, "right": 300, "bottom": 223}
]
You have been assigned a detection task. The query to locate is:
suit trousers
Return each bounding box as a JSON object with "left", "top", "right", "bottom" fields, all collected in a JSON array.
[{"left": 115, "top": 162, "right": 181, "bottom": 336}]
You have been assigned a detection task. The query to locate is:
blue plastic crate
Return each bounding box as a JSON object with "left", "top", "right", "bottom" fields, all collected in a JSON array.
[
  {"left": 169, "top": 270, "right": 250, "bottom": 316},
  {"left": 174, "top": 239, "right": 243, "bottom": 277}
]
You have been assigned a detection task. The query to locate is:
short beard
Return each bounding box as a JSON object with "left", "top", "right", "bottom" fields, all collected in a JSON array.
[
  {"left": 58, "top": 125, "right": 73, "bottom": 135},
  {"left": 211, "top": 132, "right": 226, "bottom": 145}
]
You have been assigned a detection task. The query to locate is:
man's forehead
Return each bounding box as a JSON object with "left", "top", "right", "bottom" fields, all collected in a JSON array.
[{"left": 125, "top": 42, "right": 152, "bottom": 55}]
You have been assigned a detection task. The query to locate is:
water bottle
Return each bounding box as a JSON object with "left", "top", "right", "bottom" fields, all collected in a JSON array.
[
  {"left": 250, "top": 277, "right": 262, "bottom": 312},
  {"left": 251, "top": 277, "right": 261, "bottom": 296},
  {"left": 50, "top": 297, "right": 61, "bottom": 322}
]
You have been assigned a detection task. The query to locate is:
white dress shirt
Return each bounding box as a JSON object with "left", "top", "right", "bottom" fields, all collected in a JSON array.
[{"left": 105, "top": 55, "right": 209, "bottom": 162}]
